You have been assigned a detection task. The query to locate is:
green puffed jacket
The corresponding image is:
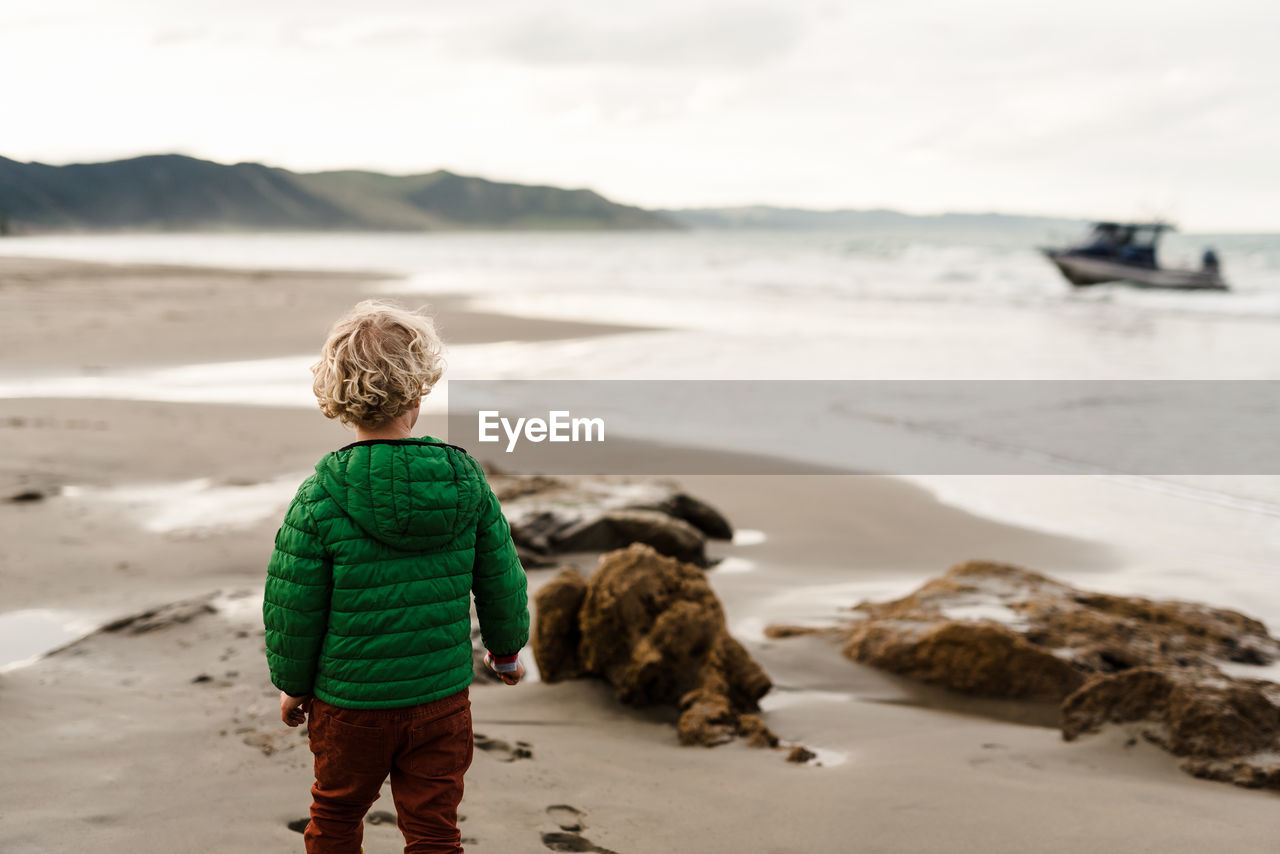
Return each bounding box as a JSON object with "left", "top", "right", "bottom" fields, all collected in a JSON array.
[{"left": 262, "top": 436, "right": 529, "bottom": 709}]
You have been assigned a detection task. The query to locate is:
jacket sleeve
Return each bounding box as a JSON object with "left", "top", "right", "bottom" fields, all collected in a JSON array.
[
  {"left": 472, "top": 486, "right": 530, "bottom": 657},
  {"left": 263, "top": 485, "right": 332, "bottom": 697}
]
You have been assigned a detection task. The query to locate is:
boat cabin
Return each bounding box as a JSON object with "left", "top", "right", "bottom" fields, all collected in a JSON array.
[{"left": 1074, "top": 221, "right": 1173, "bottom": 269}]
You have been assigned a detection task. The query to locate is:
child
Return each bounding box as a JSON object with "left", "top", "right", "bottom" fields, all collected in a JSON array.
[{"left": 263, "top": 299, "right": 529, "bottom": 854}]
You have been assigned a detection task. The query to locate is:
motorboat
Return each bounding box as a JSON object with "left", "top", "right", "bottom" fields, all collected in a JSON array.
[{"left": 1041, "top": 221, "right": 1227, "bottom": 291}]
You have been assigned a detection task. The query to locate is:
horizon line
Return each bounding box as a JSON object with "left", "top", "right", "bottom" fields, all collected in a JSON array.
[{"left": 3, "top": 151, "right": 1275, "bottom": 235}]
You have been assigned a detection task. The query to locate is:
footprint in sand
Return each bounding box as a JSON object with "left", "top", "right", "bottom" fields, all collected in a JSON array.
[
  {"left": 541, "top": 831, "right": 620, "bottom": 853},
  {"left": 540, "top": 805, "right": 617, "bottom": 854},
  {"left": 546, "top": 804, "right": 584, "bottom": 832},
  {"left": 474, "top": 733, "right": 534, "bottom": 761}
]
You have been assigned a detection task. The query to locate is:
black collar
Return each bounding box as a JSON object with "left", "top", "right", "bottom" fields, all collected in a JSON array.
[{"left": 336, "top": 438, "right": 470, "bottom": 455}]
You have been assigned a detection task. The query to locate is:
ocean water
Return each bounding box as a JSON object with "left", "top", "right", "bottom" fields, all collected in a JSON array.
[
  {"left": 7, "top": 228, "right": 1280, "bottom": 382},
  {"left": 4, "top": 227, "right": 1280, "bottom": 624}
]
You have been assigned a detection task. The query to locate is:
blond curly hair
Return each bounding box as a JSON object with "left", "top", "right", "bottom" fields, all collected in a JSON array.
[{"left": 311, "top": 299, "right": 445, "bottom": 429}]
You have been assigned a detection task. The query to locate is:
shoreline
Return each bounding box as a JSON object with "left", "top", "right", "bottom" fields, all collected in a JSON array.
[{"left": 0, "top": 255, "right": 654, "bottom": 375}]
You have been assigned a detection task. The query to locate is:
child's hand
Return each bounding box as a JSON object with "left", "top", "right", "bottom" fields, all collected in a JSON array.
[
  {"left": 484, "top": 652, "right": 525, "bottom": 686},
  {"left": 280, "top": 692, "right": 310, "bottom": 727}
]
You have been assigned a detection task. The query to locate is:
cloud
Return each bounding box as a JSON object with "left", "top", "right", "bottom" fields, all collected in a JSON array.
[{"left": 2, "top": 0, "right": 1279, "bottom": 228}]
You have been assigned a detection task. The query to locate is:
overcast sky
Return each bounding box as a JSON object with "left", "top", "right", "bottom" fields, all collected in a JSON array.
[{"left": 3, "top": 0, "right": 1277, "bottom": 230}]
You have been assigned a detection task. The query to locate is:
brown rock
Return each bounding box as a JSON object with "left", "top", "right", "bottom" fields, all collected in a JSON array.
[
  {"left": 1027, "top": 590, "right": 1279, "bottom": 671},
  {"left": 677, "top": 686, "right": 737, "bottom": 747},
  {"left": 786, "top": 745, "right": 817, "bottom": 763},
  {"left": 977, "top": 562, "right": 1263, "bottom": 667},
  {"left": 1061, "top": 666, "right": 1280, "bottom": 790},
  {"left": 736, "top": 713, "right": 780, "bottom": 748},
  {"left": 532, "top": 568, "right": 589, "bottom": 683},
  {"left": 533, "top": 543, "right": 774, "bottom": 748},
  {"left": 1062, "top": 666, "right": 1280, "bottom": 756},
  {"left": 832, "top": 561, "right": 1279, "bottom": 702},
  {"left": 1182, "top": 756, "right": 1280, "bottom": 791},
  {"left": 844, "top": 620, "right": 1085, "bottom": 702}
]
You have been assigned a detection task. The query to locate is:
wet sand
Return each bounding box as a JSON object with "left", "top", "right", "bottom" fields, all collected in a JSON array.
[
  {"left": 0, "top": 256, "right": 648, "bottom": 373},
  {"left": 1, "top": 257, "right": 1274, "bottom": 853}
]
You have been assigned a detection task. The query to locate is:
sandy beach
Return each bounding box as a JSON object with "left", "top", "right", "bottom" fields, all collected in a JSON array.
[{"left": 2, "top": 257, "right": 1276, "bottom": 854}]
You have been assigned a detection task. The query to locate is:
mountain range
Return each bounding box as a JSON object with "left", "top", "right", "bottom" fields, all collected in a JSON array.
[
  {"left": 0, "top": 154, "right": 674, "bottom": 233},
  {"left": 0, "top": 154, "right": 1085, "bottom": 235}
]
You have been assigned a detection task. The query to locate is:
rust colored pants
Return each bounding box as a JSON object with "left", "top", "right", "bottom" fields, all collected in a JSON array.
[{"left": 304, "top": 689, "right": 473, "bottom": 854}]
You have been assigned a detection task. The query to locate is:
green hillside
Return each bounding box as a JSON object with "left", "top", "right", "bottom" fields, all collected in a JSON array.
[{"left": 0, "top": 154, "right": 676, "bottom": 233}]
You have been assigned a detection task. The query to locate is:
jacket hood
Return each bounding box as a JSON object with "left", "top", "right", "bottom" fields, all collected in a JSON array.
[{"left": 314, "top": 437, "right": 482, "bottom": 552}]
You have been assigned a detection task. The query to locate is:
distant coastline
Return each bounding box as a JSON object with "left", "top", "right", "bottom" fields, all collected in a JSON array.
[
  {"left": 0, "top": 154, "right": 676, "bottom": 234},
  {"left": 0, "top": 153, "right": 1104, "bottom": 236}
]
